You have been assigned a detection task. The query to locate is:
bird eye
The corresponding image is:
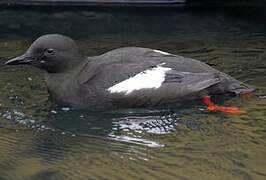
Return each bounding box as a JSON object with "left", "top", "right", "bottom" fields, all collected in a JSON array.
[{"left": 46, "top": 48, "right": 54, "bottom": 54}]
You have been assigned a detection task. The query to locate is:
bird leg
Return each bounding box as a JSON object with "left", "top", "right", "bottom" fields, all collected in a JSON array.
[{"left": 202, "top": 96, "right": 246, "bottom": 114}]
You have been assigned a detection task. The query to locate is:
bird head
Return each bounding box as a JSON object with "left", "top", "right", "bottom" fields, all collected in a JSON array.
[{"left": 5, "top": 34, "right": 84, "bottom": 73}]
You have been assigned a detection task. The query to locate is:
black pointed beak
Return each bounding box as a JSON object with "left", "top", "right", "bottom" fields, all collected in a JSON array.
[{"left": 4, "top": 54, "right": 35, "bottom": 65}]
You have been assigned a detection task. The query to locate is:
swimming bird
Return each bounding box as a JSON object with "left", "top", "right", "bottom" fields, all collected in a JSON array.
[{"left": 4, "top": 34, "right": 254, "bottom": 113}]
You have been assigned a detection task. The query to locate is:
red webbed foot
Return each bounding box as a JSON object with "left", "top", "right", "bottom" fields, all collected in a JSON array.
[{"left": 202, "top": 96, "right": 246, "bottom": 114}]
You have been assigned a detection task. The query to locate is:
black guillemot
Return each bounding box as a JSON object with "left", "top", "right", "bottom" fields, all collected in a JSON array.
[{"left": 5, "top": 34, "right": 255, "bottom": 113}]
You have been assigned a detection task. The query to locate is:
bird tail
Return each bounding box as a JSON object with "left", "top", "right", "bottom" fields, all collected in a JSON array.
[{"left": 228, "top": 82, "right": 256, "bottom": 95}]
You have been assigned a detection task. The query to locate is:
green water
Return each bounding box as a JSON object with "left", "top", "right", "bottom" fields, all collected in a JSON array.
[{"left": 0, "top": 8, "right": 266, "bottom": 180}]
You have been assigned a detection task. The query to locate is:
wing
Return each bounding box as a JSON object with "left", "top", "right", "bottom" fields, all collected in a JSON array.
[
  {"left": 76, "top": 48, "right": 226, "bottom": 108},
  {"left": 104, "top": 70, "right": 223, "bottom": 108},
  {"left": 78, "top": 47, "right": 220, "bottom": 86},
  {"left": 78, "top": 59, "right": 157, "bottom": 86},
  {"left": 162, "top": 70, "right": 222, "bottom": 96}
]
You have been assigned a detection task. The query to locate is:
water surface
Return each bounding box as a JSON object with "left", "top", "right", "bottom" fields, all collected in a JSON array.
[{"left": 0, "top": 8, "right": 266, "bottom": 180}]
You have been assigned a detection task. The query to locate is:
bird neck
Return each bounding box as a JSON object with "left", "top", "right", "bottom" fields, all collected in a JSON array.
[
  {"left": 43, "top": 59, "right": 86, "bottom": 103},
  {"left": 62, "top": 54, "right": 86, "bottom": 73}
]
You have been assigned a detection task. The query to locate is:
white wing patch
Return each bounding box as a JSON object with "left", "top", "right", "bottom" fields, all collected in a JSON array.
[
  {"left": 108, "top": 64, "right": 172, "bottom": 95},
  {"left": 153, "top": 49, "right": 171, "bottom": 55}
]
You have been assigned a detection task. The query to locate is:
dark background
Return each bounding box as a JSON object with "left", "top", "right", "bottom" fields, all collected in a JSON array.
[{"left": 0, "top": 0, "right": 266, "bottom": 7}]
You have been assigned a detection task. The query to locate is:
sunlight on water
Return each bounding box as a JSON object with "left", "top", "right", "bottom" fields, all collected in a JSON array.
[
  {"left": 108, "top": 135, "right": 164, "bottom": 148},
  {"left": 112, "top": 114, "right": 179, "bottom": 134}
]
